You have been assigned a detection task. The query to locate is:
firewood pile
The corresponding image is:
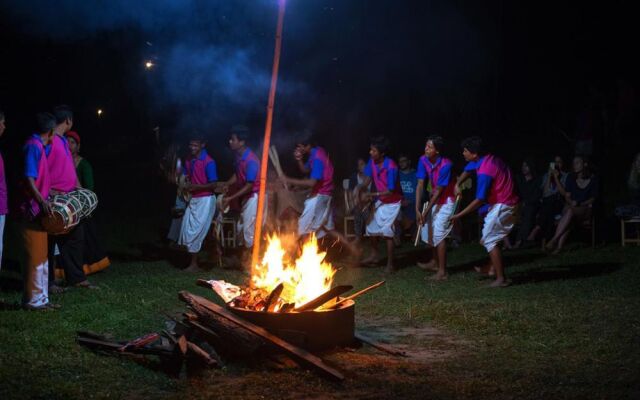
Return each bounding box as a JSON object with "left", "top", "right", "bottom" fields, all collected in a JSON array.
[{"left": 76, "top": 279, "right": 401, "bottom": 381}]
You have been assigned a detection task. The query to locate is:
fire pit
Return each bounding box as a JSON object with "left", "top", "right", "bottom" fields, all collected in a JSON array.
[
  {"left": 229, "top": 300, "right": 355, "bottom": 351},
  {"left": 200, "top": 234, "right": 379, "bottom": 351}
]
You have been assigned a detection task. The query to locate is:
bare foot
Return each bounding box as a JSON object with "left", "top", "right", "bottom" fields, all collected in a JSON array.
[
  {"left": 417, "top": 260, "right": 438, "bottom": 271},
  {"left": 551, "top": 247, "right": 562, "bottom": 255},
  {"left": 487, "top": 278, "right": 511, "bottom": 288},
  {"left": 544, "top": 240, "right": 556, "bottom": 252},
  {"left": 428, "top": 273, "right": 448, "bottom": 281},
  {"left": 384, "top": 264, "right": 397, "bottom": 274},
  {"left": 361, "top": 252, "right": 380, "bottom": 265},
  {"left": 474, "top": 264, "right": 494, "bottom": 276}
]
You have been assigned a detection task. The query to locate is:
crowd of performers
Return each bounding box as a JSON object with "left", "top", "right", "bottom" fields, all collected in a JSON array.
[
  {"left": 169, "top": 126, "right": 525, "bottom": 289},
  {"left": 0, "top": 107, "right": 108, "bottom": 311}
]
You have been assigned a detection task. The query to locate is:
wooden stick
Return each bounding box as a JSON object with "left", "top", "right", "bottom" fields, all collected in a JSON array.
[
  {"left": 178, "top": 291, "right": 344, "bottom": 381},
  {"left": 293, "top": 285, "right": 353, "bottom": 312},
  {"left": 251, "top": 0, "right": 287, "bottom": 283},
  {"left": 414, "top": 202, "right": 428, "bottom": 246},
  {"left": 186, "top": 341, "right": 219, "bottom": 366},
  {"left": 328, "top": 281, "right": 385, "bottom": 309},
  {"left": 354, "top": 331, "right": 408, "bottom": 357}
]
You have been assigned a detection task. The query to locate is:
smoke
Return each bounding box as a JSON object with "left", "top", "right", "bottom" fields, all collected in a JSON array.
[{"left": 2, "top": 0, "right": 314, "bottom": 141}]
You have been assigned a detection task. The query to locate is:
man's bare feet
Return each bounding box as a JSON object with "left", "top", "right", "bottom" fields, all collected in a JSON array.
[
  {"left": 417, "top": 260, "right": 438, "bottom": 271},
  {"left": 487, "top": 278, "right": 511, "bottom": 288},
  {"left": 428, "top": 273, "right": 448, "bottom": 281},
  {"left": 384, "top": 264, "right": 397, "bottom": 274},
  {"left": 474, "top": 264, "right": 495, "bottom": 276},
  {"left": 361, "top": 252, "right": 380, "bottom": 265}
]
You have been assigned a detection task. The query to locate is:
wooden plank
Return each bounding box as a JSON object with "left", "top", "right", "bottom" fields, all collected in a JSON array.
[
  {"left": 354, "top": 332, "right": 407, "bottom": 357},
  {"left": 187, "top": 341, "right": 219, "bottom": 366},
  {"left": 293, "top": 285, "right": 353, "bottom": 312},
  {"left": 179, "top": 291, "right": 344, "bottom": 381},
  {"left": 329, "top": 281, "right": 385, "bottom": 310}
]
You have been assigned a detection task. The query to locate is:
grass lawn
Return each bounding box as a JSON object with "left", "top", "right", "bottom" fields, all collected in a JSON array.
[{"left": 1, "top": 232, "right": 639, "bottom": 399}]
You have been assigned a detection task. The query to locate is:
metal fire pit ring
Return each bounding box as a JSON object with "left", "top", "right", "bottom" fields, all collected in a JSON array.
[{"left": 228, "top": 300, "right": 355, "bottom": 351}]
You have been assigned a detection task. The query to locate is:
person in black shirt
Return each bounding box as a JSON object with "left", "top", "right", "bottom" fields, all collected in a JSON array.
[
  {"left": 545, "top": 155, "right": 597, "bottom": 254},
  {"left": 513, "top": 158, "right": 542, "bottom": 248}
]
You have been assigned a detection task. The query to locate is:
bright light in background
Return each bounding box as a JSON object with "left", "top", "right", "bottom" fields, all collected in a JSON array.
[
  {"left": 97, "top": 109, "right": 103, "bottom": 117},
  {"left": 145, "top": 60, "right": 155, "bottom": 69}
]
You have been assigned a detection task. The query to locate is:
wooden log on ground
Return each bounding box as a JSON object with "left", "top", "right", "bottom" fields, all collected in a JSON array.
[
  {"left": 185, "top": 303, "right": 264, "bottom": 357},
  {"left": 354, "top": 331, "right": 407, "bottom": 357},
  {"left": 329, "top": 281, "right": 385, "bottom": 310},
  {"left": 179, "top": 291, "right": 344, "bottom": 381},
  {"left": 187, "top": 341, "right": 219, "bottom": 367},
  {"left": 77, "top": 336, "right": 174, "bottom": 357},
  {"left": 293, "top": 285, "right": 353, "bottom": 312}
]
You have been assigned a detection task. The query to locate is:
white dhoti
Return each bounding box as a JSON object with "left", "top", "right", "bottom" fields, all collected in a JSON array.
[
  {"left": 481, "top": 203, "right": 517, "bottom": 252},
  {"left": 179, "top": 195, "right": 216, "bottom": 253},
  {"left": 421, "top": 198, "right": 456, "bottom": 247},
  {"left": 238, "top": 193, "right": 266, "bottom": 248},
  {"left": 366, "top": 200, "right": 401, "bottom": 238},
  {"left": 298, "top": 194, "right": 334, "bottom": 239}
]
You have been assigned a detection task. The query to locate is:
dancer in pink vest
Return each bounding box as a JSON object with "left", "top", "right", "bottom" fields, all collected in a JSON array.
[
  {"left": 20, "top": 113, "right": 59, "bottom": 310},
  {"left": 357, "top": 136, "right": 403, "bottom": 273},
  {"left": 179, "top": 136, "right": 218, "bottom": 271},
  {"left": 279, "top": 135, "right": 356, "bottom": 254},
  {"left": 219, "top": 125, "right": 263, "bottom": 266},
  {"left": 415, "top": 135, "right": 457, "bottom": 281},
  {"left": 47, "top": 105, "right": 94, "bottom": 290},
  {"left": 450, "top": 136, "right": 519, "bottom": 288}
]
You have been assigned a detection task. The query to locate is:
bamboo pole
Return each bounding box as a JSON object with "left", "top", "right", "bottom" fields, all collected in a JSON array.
[{"left": 251, "top": 0, "right": 287, "bottom": 283}]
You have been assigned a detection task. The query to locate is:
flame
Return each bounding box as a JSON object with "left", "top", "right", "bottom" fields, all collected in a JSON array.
[{"left": 251, "top": 234, "right": 335, "bottom": 307}]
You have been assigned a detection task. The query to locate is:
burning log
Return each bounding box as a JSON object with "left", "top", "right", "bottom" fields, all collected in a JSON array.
[
  {"left": 329, "top": 281, "right": 386, "bottom": 310},
  {"left": 263, "top": 283, "right": 284, "bottom": 312},
  {"left": 293, "top": 285, "right": 353, "bottom": 312},
  {"left": 179, "top": 291, "right": 345, "bottom": 381}
]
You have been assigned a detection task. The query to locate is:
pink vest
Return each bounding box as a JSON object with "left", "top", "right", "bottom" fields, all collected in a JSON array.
[
  {"left": 185, "top": 151, "right": 216, "bottom": 198},
  {"left": 370, "top": 157, "right": 403, "bottom": 204},
  {"left": 48, "top": 134, "right": 78, "bottom": 193},
  {"left": 235, "top": 149, "right": 261, "bottom": 197},
  {"left": 23, "top": 136, "right": 51, "bottom": 218},
  {"left": 309, "top": 147, "right": 334, "bottom": 196},
  {"left": 477, "top": 155, "right": 519, "bottom": 206},
  {"left": 419, "top": 156, "right": 456, "bottom": 205}
]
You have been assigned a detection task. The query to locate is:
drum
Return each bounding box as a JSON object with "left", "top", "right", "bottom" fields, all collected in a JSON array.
[{"left": 41, "top": 188, "right": 98, "bottom": 235}]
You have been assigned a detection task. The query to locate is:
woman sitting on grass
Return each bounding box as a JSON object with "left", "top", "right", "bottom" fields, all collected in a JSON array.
[{"left": 545, "top": 155, "right": 598, "bottom": 254}]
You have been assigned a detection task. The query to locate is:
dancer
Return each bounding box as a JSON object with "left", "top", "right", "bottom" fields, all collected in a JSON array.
[
  {"left": 359, "top": 136, "right": 403, "bottom": 273},
  {"left": 450, "top": 136, "right": 519, "bottom": 288},
  {"left": 279, "top": 137, "right": 356, "bottom": 253},
  {"left": 179, "top": 136, "right": 218, "bottom": 271},
  {"left": 219, "top": 125, "right": 262, "bottom": 264},
  {"left": 415, "top": 135, "right": 457, "bottom": 281}
]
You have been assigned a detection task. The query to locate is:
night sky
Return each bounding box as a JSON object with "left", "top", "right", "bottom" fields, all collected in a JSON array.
[{"left": 1, "top": 0, "right": 638, "bottom": 222}]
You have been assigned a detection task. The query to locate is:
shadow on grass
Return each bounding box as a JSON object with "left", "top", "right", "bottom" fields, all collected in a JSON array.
[
  {"left": 445, "top": 251, "right": 547, "bottom": 275},
  {"left": 511, "top": 262, "right": 622, "bottom": 285}
]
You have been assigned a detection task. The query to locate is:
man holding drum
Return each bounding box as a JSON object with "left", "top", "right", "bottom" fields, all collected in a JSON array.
[
  {"left": 179, "top": 136, "right": 218, "bottom": 272},
  {"left": 47, "top": 105, "right": 95, "bottom": 290},
  {"left": 20, "top": 113, "right": 58, "bottom": 310}
]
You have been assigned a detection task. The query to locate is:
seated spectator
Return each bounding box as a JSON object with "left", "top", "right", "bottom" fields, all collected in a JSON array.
[
  {"left": 545, "top": 155, "right": 598, "bottom": 254},
  {"left": 527, "top": 155, "right": 568, "bottom": 241},
  {"left": 513, "top": 158, "right": 541, "bottom": 248},
  {"left": 614, "top": 152, "right": 640, "bottom": 219}
]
